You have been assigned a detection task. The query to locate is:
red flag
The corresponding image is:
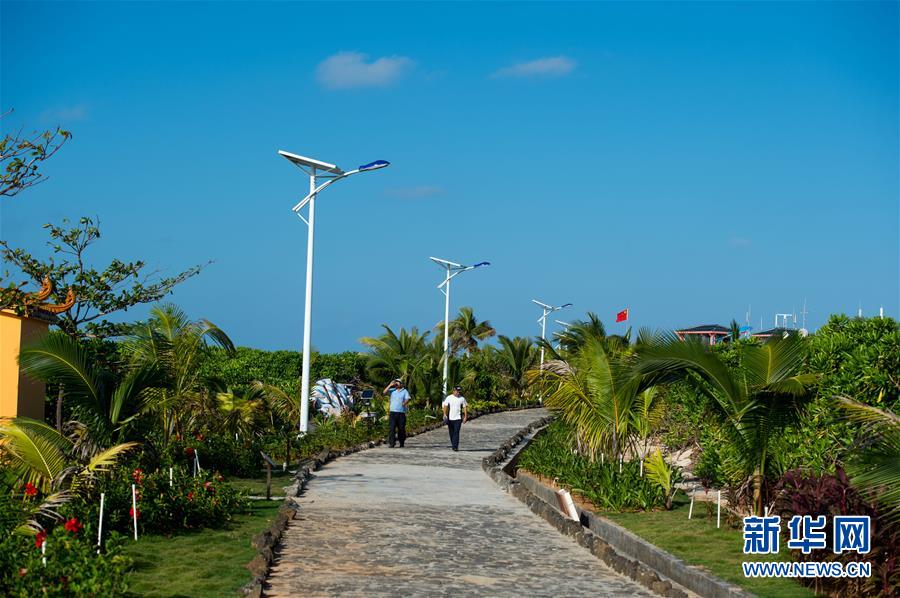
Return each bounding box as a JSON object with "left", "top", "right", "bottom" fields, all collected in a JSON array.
[{"left": 616, "top": 308, "right": 629, "bottom": 323}]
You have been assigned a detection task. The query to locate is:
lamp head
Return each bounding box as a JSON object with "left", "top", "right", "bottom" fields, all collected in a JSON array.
[
  {"left": 472, "top": 261, "right": 491, "bottom": 268},
  {"left": 358, "top": 160, "right": 390, "bottom": 172}
]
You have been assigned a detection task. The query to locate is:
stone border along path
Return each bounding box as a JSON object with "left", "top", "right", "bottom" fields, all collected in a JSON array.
[{"left": 263, "top": 409, "right": 656, "bottom": 597}]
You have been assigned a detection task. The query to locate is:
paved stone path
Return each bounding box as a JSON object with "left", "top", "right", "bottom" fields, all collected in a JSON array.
[{"left": 266, "top": 409, "right": 653, "bottom": 597}]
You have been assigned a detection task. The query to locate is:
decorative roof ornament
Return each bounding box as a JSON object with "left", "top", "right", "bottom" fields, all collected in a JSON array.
[{"left": 3, "top": 277, "right": 76, "bottom": 317}]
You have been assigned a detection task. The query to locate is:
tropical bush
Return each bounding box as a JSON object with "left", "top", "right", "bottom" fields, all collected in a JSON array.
[
  {"left": 518, "top": 421, "right": 670, "bottom": 511},
  {"left": 200, "top": 347, "right": 367, "bottom": 391},
  {"left": 87, "top": 467, "right": 247, "bottom": 535},
  {"left": 0, "top": 522, "right": 131, "bottom": 597}
]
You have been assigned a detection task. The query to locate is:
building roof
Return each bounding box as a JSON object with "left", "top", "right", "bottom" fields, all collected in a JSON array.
[
  {"left": 676, "top": 324, "right": 731, "bottom": 334},
  {"left": 752, "top": 327, "right": 792, "bottom": 338}
]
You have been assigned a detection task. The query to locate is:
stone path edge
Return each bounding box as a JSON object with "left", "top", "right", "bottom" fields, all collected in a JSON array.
[
  {"left": 482, "top": 420, "right": 754, "bottom": 598},
  {"left": 240, "top": 404, "right": 543, "bottom": 597}
]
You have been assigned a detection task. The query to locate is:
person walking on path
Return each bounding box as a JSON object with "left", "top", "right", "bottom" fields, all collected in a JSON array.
[
  {"left": 442, "top": 386, "right": 468, "bottom": 451},
  {"left": 384, "top": 378, "right": 411, "bottom": 448}
]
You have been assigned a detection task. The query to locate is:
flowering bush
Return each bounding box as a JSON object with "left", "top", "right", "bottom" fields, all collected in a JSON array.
[
  {"left": 84, "top": 467, "right": 247, "bottom": 535},
  {"left": 0, "top": 524, "right": 130, "bottom": 596},
  {"left": 158, "top": 434, "right": 262, "bottom": 477}
]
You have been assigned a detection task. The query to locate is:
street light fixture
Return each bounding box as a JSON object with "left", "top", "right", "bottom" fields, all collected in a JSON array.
[
  {"left": 532, "top": 300, "right": 573, "bottom": 398},
  {"left": 430, "top": 257, "right": 490, "bottom": 396},
  {"left": 280, "top": 150, "right": 390, "bottom": 434},
  {"left": 554, "top": 319, "right": 574, "bottom": 350}
]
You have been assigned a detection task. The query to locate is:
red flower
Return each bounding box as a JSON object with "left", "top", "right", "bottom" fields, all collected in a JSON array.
[
  {"left": 129, "top": 507, "right": 140, "bottom": 519},
  {"left": 195, "top": 433, "right": 204, "bottom": 441},
  {"left": 64, "top": 518, "right": 83, "bottom": 534},
  {"left": 187, "top": 491, "right": 194, "bottom": 501},
  {"left": 203, "top": 481, "right": 215, "bottom": 494},
  {"left": 185, "top": 447, "right": 195, "bottom": 457},
  {"left": 34, "top": 531, "right": 47, "bottom": 548},
  {"left": 18, "top": 568, "right": 27, "bottom": 577},
  {"left": 23, "top": 482, "right": 37, "bottom": 497},
  {"left": 132, "top": 468, "right": 144, "bottom": 484}
]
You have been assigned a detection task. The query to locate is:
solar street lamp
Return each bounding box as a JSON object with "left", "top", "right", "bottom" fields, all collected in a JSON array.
[
  {"left": 430, "top": 257, "right": 490, "bottom": 396},
  {"left": 533, "top": 300, "right": 572, "bottom": 401},
  {"left": 554, "top": 319, "right": 573, "bottom": 350},
  {"left": 280, "top": 150, "right": 390, "bottom": 434}
]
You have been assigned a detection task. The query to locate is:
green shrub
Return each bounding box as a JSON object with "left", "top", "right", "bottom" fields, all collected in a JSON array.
[
  {"left": 807, "top": 315, "right": 899, "bottom": 410},
  {"left": 200, "top": 347, "right": 366, "bottom": 390},
  {"left": 0, "top": 524, "right": 131, "bottom": 596},
  {"left": 518, "top": 421, "right": 670, "bottom": 511}
]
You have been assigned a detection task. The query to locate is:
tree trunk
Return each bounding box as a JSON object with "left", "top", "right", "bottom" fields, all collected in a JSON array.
[
  {"left": 753, "top": 467, "right": 763, "bottom": 516},
  {"left": 56, "top": 384, "right": 65, "bottom": 431},
  {"left": 285, "top": 434, "right": 291, "bottom": 468}
]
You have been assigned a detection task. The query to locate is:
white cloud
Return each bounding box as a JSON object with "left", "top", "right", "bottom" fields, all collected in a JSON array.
[
  {"left": 41, "top": 104, "right": 88, "bottom": 122},
  {"left": 384, "top": 185, "right": 444, "bottom": 200},
  {"left": 491, "top": 56, "right": 576, "bottom": 79},
  {"left": 316, "top": 51, "right": 414, "bottom": 90}
]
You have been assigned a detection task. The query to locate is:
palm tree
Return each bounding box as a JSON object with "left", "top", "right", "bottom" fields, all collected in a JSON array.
[
  {"left": 215, "top": 385, "right": 264, "bottom": 441},
  {"left": 554, "top": 312, "right": 607, "bottom": 354},
  {"left": 360, "top": 325, "right": 443, "bottom": 406},
  {"left": 253, "top": 382, "right": 302, "bottom": 466},
  {"left": 437, "top": 306, "right": 496, "bottom": 355},
  {"left": 18, "top": 331, "right": 160, "bottom": 445},
  {"left": 123, "top": 303, "right": 234, "bottom": 443},
  {"left": 496, "top": 336, "right": 538, "bottom": 403},
  {"left": 536, "top": 337, "right": 659, "bottom": 461},
  {"left": 635, "top": 333, "right": 817, "bottom": 515},
  {"left": 836, "top": 396, "right": 900, "bottom": 523}
]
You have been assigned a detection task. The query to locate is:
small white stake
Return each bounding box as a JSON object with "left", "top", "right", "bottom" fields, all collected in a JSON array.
[
  {"left": 41, "top": 541, "right": 46, "bottom": 566},
  {"left": 619, "top": 456, "right": 623, "bottom": 474},
  {"left": 131, "top": 483, "right": 138, "bottom": 541},
  {"left": 716, "top": 490, "right": 721, "bottom": 529},
  {"left": 169, "top": 467, "right": 173, "bottom": 488},
  {"left": 639, "top": 458, "right": 644, "bottom": 477},
  {"left": 97, "top": 492, "right": 105, "bottom": 552},
  {"left": 688, "top": 494, "right": 694, "bottom": 520},
  {"left": 194, "top": 451, "right": 201, "bottom": 476}
]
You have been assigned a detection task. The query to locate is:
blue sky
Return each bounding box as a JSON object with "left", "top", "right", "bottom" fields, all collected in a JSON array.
[{"left": 2, "top": 1, "right": 897, "bottom": 352}]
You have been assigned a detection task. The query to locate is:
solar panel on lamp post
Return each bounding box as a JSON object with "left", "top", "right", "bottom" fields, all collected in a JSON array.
[
  {"left": 279, "top": 150, "right": 390, "bottom": 434},
  {"left": 532, "top": 300, "right": 573, "bottom": 402},
  {"left": 429, "top": 257, "right": 490, "bottom": 397}
]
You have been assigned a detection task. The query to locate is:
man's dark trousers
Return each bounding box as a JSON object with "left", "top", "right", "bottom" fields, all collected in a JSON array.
[
  {"left": 388, "top": 411, "right": 406, "bottom": 447},
  {"left": 447, "top": 419, "right": 462, "bottom": 450}
]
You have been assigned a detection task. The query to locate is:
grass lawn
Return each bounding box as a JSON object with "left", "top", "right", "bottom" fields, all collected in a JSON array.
[
  {"left": 603, "top": 494, "right": 814, "bottom": 598},
  {"left": 121, "top": 500, "right": 282, "bottom": 597},
  {"left": 226, "top": 469, "right": 294, "bottom": 496}
]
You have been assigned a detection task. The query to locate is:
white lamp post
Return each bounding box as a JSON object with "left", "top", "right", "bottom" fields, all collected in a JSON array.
[
  {"left": 532, "top": 300, "right": 572, "bottom": 399},
  {"left": 554, "top": 319, "right": 573, "bottom": 351},
  {"left": 280, "top": 150, "right": 389, "bottom": 433},
  {"left": 429, "top": 257, "right": 490, "bottom": 396}
]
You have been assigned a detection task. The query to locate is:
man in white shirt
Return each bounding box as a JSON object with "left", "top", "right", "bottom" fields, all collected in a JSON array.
[{"left": 442, "top": 386, "right": 468, "bottom": 452}]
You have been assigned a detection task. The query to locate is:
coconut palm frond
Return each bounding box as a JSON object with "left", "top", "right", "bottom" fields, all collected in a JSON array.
[
  {"left": 836, "top": 396, "right": 900, "bottom": 522},
  {"left": 0, "top": 419, "right": 72, "bottom": 492},
  {"left": 18, "top": 331, "right": 102, "bottom": 413},
  {"left": 644, "top": 449, "right": 676, "bottom": 509}
]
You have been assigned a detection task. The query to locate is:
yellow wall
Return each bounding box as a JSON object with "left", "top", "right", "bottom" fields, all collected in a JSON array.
[{"left": 0, "top": 310, "right": 48, "bottom": 421}]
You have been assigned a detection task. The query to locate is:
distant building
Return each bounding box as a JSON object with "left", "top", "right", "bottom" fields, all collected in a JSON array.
[
  {"left": 674, "top": 324, "right": 732, "bottom": 345},
  {"left": 751, "top": 327, "right": 807, "bottom": 340}
]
